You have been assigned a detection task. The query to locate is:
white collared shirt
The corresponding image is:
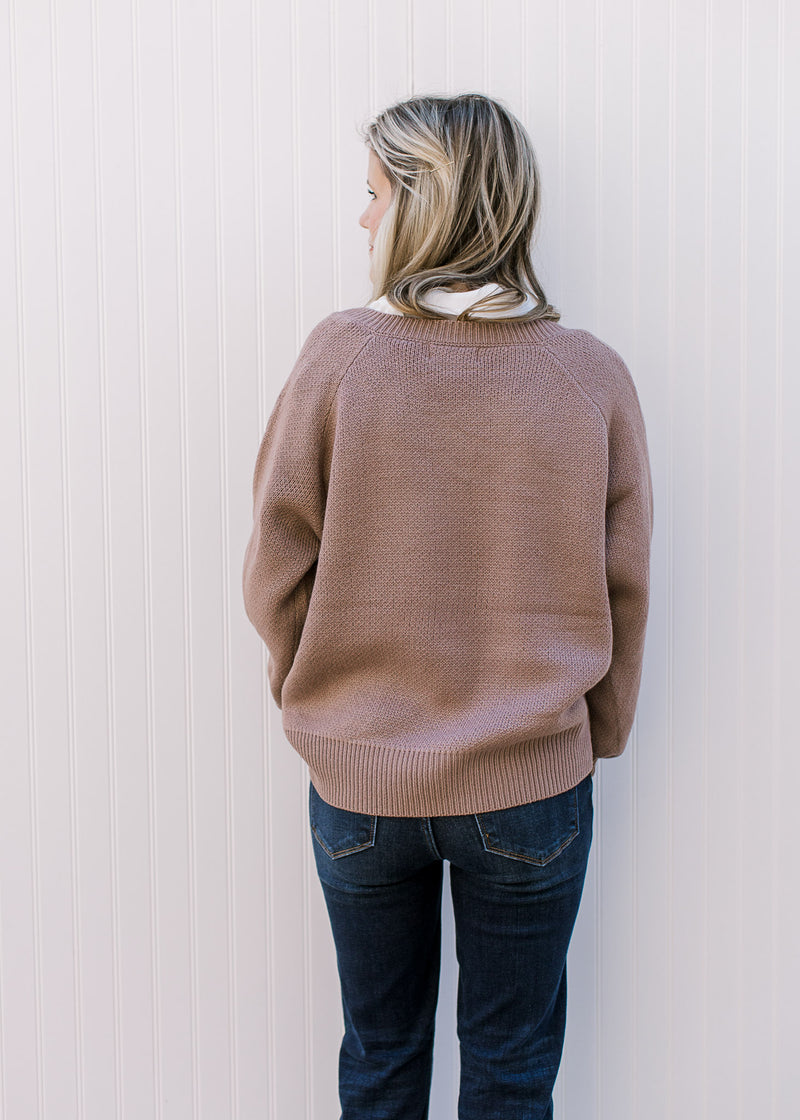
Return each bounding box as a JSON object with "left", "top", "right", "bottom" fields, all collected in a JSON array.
[{"left": 367, "top": 281, "right": 537, "bottom": 319}]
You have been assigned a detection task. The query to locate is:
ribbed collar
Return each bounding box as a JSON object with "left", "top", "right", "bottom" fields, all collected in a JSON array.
[{"left": 339, "top": 304, "right": 562, "bottom": 347}]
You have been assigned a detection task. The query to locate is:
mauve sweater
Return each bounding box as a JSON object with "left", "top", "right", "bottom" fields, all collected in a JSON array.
[{"left": 242, "top": 305, "right": 653, "bottom": 816}]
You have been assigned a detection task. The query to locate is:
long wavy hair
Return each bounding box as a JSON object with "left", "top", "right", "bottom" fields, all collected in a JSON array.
[{"left": 359, "top": 93, "right": 560, "bottom": 322}]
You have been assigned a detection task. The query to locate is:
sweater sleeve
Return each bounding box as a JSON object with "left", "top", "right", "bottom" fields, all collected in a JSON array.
[
  {"left": 242, "top": 315, "right": 368, "bottom": 708},
  {"left": 586, "top": 360, "right": 653, "bottom": 761}
]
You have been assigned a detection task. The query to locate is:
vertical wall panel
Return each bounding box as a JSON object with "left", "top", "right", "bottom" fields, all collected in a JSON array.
[
  {"left": 705, "top": 4, "right": 747, "bottom": 1117},
  {"left": 411, "top": 0, "right": 449, "bottom": 95},
  {"left": 369, "top": 2, "right": 410, "bottom": 123},
  {"left": 448, "top": 0, "right": 487, "bottom": 91},
  {"left": 775, "top": 5, "right": 800, "bottom": 1111},
  {"left": 11, "top": 0, "right": 78, "bottom": 1116},
  {"left": 485, "top": 0, "right": 524, "bottom": 109},
  {"left": 774, "top": 10, "right": 800, "bottom": 1115},
  {"left": 664, "top": 0, "right": 710, "bottom": 1113},
  {"left": 135, "top": 1, "right": 190, "bottom": 1117},
  {"left": 737, "top": 4, "right": 781, "bottom": 1114},
  {"left": 2, "top": 2, "right": 799, "bottom": 1118},
  {"left": 1, "top": 1, "right": 49, "bottom": 1114},
  {"left": 60, "top": 1, "right": 118, "bottom": 1115}
]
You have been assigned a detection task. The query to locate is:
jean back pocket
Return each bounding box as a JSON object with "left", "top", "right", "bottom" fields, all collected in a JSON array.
[
  {"left": 474, "top": 781, "right": 584, "bottom": 866},
  {"left": 308, "top": 781, "right": 378, "bottom": 859}
]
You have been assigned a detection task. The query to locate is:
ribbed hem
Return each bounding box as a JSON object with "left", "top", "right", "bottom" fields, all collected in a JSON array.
[
  {"left": 284, "top": 719, "right": 595, "bottom": 817},
  {"left": 337, "top": 305, "right": 563, "bottom": 348}
]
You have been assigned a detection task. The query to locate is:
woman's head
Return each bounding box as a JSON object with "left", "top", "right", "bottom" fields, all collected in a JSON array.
[{"left": 358, "top": 93, "right": 559, "bottom": 322}]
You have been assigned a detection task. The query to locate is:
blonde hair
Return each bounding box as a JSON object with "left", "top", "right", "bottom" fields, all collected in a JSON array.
[{"left": 359, "top": 93, "right": 560, "bottom": 322}]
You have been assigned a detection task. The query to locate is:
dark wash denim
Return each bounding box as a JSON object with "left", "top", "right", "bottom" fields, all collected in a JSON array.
[{"left": 309, "top": 771, "right": 593, "bottom": 1120}]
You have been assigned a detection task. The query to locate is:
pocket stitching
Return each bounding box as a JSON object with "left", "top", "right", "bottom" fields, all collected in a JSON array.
[
  {"left": 310, "top": 816, "right": 378, "bottom": 859},
  {"left": 474, "top": 788, "right": 580, "bottom": 867}
]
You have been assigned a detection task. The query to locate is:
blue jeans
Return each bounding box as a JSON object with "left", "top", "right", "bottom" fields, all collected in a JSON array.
[{"left": 309, "top": 771, "right": 593, "bottom": 1120}]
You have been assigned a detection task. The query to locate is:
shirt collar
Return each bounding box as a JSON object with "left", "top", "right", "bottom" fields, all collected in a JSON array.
[{"left": 367, "top": 282, "right": 537, "bottom": 319}]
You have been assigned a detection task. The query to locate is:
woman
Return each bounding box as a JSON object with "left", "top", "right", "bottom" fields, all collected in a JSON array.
[{"left": 243, "top": 93, "right": 652, "bottom": 1120}]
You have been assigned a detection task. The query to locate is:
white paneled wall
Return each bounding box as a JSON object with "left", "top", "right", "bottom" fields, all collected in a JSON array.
[{"left": 2, "top": 1, "right": 798, "bottom": 1117}]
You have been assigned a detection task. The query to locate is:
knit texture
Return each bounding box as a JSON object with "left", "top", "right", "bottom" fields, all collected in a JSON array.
[{"left": 242, "top": 306, "right": 653, "bottom": 816}]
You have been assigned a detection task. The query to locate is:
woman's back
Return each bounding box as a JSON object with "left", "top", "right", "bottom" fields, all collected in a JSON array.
[{"left": 242, "top": 303, "right": 652, "bottom": 816}]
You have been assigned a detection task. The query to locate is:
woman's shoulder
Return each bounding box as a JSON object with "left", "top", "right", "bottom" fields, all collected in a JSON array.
[
  {"left": 279, "top": 311, "right": 379, "bottom": 399},
  {"left": 543, "top": 323, "right": 636, "bottom": 382},
  {"left": 300, "top": 307, "right": 378, "bottom": 347}
]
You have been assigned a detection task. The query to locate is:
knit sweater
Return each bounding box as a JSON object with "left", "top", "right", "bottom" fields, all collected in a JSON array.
[{"left": 242, "top": 304, "right": 653, "bottom": 816}]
